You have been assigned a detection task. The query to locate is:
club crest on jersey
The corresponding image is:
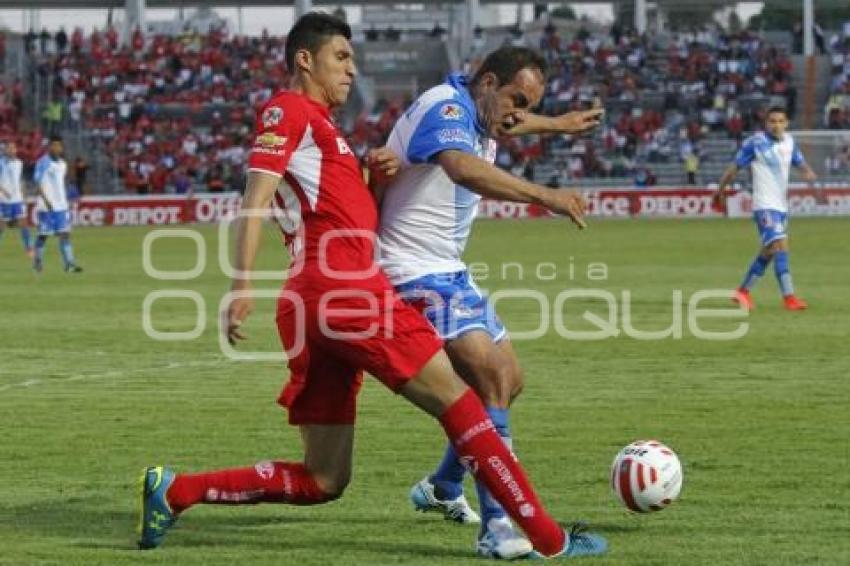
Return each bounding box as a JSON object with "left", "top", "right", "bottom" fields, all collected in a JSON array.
[
  {"left": 262, "top": 106, "right": 283, "bottom": 129},
  {"left": 440, "top": 103, "right": 464, "bottom": 121}
]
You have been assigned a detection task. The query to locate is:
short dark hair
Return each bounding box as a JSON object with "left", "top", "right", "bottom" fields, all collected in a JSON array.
[
  {"left": 470, "top": 46, "right": 548, "bottom": 89},
  {"left": 49, "top": 134, "right": 63, "bottom": 143},
  {"left": 766, "top": 106, "right": 788, "bottom": 118},
  {"left": 285, "top": 12, "right": 352, "bottom": 73}
]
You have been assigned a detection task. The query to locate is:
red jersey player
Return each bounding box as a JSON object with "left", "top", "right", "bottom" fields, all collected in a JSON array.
[{"left": 136, "top": 13, "right": 606, "bottom": 560}]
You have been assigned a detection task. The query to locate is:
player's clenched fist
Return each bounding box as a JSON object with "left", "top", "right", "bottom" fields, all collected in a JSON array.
[
  {"left": 541, "top": 189, "right": 587, "bottom": 230},
  {"left": 225, "top": 294, "right": 254, "bottom": 345},
  {"left": 366, "top": 147, "right": 401, "bottom": 183}
]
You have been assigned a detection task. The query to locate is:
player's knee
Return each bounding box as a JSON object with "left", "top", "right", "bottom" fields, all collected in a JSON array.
[
  {"left": 476, "top": 362, "right": 517, "bottom": 406},
  {"left": 312, "top": 471, "right": 350, "bottom": 499}
]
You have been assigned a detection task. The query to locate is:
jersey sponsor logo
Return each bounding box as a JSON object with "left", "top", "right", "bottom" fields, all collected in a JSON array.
[
  {"left": 336, "top": 137, "right": 353, "bottom": 155},
  {"left": 255, "top": 133, "right": 287, "bottom": 148},
  {"left": 262, "top": 106, "right": 284, "bottom": 129},
  {"left": 440, "top": 103, "right": 464, "bottom": 120},
  {"left": 251, "top": 146, "right": 286, "bottom": 156},
  {"left": 436, "top": 128, "right": 474, "bottom": 146}
]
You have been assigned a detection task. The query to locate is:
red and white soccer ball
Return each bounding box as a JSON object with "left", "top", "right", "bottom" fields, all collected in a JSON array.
[{"left": 611, "top": 440, "right": 683, "bottom": 513}]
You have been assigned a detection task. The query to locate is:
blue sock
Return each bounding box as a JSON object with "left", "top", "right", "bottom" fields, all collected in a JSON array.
[
  {"left": 740, "top": 254, "right": 771, "bottom": 290},
  {"left": 34, "top": 235, "right": 46, "bottom": 263},
  {"left": 430, "top": 443, "right": 466, "bottom": 500},
  {"left": 774, "top": 250, "right": 794, "bottom": 296},
  {"left": 475, "top": 407, "right": 511, "bottom": 527},
  {"left": 20, "top": 227, "right": 32, "bottom": 250},
  {"left": 59, "top": 237, "right": 76, "bottom": 269}
]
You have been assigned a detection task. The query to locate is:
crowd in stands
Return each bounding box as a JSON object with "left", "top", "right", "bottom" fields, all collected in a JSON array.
[
  {"left": 826, "top": 33, "right": 850, "bottom": 129},
  {"left": 26, "top": 24, "right": 288, "bottom": 194},
  {"left": 471, "top": 23, "right": 799, "bottom": 185},
  {"left": 11, "top": 18, "right": 847, "bottom": 194}
]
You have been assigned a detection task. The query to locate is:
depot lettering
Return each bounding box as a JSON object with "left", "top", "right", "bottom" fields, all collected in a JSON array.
[{"left": 113, "top": 206, "right": 182, "bottom": 225}]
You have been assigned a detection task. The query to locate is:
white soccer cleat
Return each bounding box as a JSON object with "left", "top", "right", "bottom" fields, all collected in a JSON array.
[
  {"left": 409, "top": 477, "right": 480, "bottom": 524},
  {"left": 476, "top": 517, "right": 534, "bottom": 560}
]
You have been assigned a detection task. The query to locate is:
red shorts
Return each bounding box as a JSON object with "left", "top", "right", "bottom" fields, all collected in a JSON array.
[{"left": 275, "top": 284, "right": 443, "bottom": 425}]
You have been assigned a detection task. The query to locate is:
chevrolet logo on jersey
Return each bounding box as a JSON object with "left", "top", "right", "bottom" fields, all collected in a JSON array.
[{"left": 255, "top": 133, "right": 287, "bottom": 147}]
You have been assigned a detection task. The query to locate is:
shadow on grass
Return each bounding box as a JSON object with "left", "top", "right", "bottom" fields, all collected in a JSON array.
[{"left": 5, "top": 496, "right": 469, "bottom": 559}]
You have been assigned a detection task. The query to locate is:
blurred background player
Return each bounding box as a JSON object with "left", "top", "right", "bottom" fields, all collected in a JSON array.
[
  {"left": 377, "top": 47, "right": 600, "bottom": 559},
  {"left": 716, "top": 107, "right": 816, "bottom": 311},
  {"left": 0, "top": 142, "right": 33, "bottom": 257},
  {"left": 33, "top": 135, "right": 82, "bottom": 273}
]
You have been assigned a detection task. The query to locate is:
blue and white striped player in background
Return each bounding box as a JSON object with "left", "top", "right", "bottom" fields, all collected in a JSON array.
[
  {"left": 33, "top": 135, "right": 82, "bottom": 273},
  {"left": 716, "top": 106, "right": 816, "bottom": 311},
  {"left": 0, "top": 141, "right": 34, "bottom": 257}
]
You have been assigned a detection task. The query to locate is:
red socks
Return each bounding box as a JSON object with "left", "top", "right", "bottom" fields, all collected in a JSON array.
[
  {"left": 166, "top": 461, "right": 332, "bottom": 513},
  {"left": 439, "top": 389, "right": 565, "bottom": 557}
]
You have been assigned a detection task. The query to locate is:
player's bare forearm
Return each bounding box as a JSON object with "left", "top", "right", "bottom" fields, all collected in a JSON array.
[
  {"left": 437, "top": 150, "right": 587, "bottom": 228},
  {"left": 504, "top": 108, "right": 604, "bottom": 137},
  {"left": 232, "top": 171, "right": 278, "bottom": 289},
  {"left": 437, "top": 150, "right": 546, "bottom": 204},
  {"left": 717, "top": 164, "right": 739, "bottom": 192},
  {"left": 799, "top": 163, "right": 817, "bottom": 182}
]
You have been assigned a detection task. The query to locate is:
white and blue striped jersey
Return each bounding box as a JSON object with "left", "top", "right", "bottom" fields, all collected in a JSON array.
[
  {"left": 0, "top": 157, "right": 23, "bottom": 203},
  {"left": 33, "top": 154, "right": 69, "bottom": 212},
  {"left": 735, "top": 132, "right": 805, "bottom": 213},
  {"left": 378, "top": 73, "right": 497, "bottom": 285}
]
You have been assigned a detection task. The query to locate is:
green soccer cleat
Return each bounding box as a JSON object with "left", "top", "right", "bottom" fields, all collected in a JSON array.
[{"left": 137, "top": 466, "right": 177, "bottom": 549}]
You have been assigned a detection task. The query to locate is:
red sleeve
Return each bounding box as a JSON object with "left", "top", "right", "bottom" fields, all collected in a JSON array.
[{"left": 247, "top": 96, "right": 308, "bottom": 177}]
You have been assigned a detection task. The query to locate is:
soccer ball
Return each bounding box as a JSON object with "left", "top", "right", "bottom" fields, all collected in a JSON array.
[{"left": 611, "top": 440, "right": 683, "bottom": 513}]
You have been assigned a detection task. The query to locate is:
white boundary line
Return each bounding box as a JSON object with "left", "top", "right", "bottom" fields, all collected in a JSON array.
[{"left": 0, "top": 359, "right": 232, "bottom": 394}]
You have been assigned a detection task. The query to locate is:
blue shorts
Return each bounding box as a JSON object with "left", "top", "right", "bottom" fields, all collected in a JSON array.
[
  {"left": 0, "top": 202, "right": 25, "bottom": 221},
  {"left": 395, "top": 270, "right": 506, "bottom": 342},
  {"left": 37, "top": 210, "right": 71, "bottom": 235},
  {"left": 753, "top": 209, "right": 787, "bottom": 246}
]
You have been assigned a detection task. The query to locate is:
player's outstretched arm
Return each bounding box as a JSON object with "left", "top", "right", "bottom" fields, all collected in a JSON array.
[
  {"left": 437, "top": 149, "right": 586, "bottom": 228},
  {"left": 503, "top": 108, "right": 604, "bottom": 137},
  {"left": 226, "top": 171, "right": 278, "bottom": 345}
]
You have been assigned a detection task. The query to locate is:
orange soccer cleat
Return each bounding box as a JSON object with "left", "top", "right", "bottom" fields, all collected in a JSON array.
[
  {"left": 732, "top": 288, "right": 755, "bottom": 311},
  {"left": 783, "top": 295, "right": 808, "bottom": 311}
]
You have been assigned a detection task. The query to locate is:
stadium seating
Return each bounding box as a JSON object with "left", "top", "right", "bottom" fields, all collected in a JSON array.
[{"left": 14, "top": 20, "right": 847, "bottom": 193}]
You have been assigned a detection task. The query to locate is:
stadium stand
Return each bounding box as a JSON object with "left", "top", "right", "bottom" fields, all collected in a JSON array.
[{"left": 6, "top": 13, "right": 849, "bottom": 193}]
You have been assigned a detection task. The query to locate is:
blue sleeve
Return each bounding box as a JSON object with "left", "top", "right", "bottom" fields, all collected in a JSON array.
[
  {"left": 734, "top": 138, "right": 756, "bottom": 168},
  {"left": 33, "top": 157, "right": 48, "bottom": 184},
  {"left": 406, "top": 99, "right": 476, "bottom": 164},
  {"left": 791, "top": 140, "right": 806, "bottom": 167}
]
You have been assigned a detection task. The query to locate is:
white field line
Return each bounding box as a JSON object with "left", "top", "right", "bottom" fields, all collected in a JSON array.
[{"left": 0, "top": 359, "right": 232, "bottom": 394}]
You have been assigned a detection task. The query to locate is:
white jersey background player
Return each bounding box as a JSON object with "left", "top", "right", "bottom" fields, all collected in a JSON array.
[
  {"left": 717, "top": 106, "right": 816, "bottom": 311},
  {"left": 375, "top": 46, "right": 602, "bottom": 560},
  {"left": 33, "top": 136, "right": 82, "bottom": 273},
  {"left": 0, "top": 141, "right": 34, "bottom": 256}
]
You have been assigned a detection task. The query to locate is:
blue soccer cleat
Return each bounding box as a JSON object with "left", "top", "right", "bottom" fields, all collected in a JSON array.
[
  {"left": 137, "top": 466, "right": 178, "bottom": 549},
  {"left": 528, "top": 522, "right": 608, "bottom": 560}
]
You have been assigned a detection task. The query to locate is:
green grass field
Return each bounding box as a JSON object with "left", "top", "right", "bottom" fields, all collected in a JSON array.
[{"left": 1, "top": 217, "right": 848, "bottom": 565}]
